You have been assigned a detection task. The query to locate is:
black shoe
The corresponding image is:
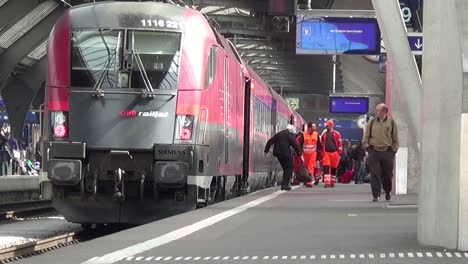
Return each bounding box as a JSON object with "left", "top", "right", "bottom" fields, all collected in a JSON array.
[
  {"left": 372, "top": 195, "right": 380, "bottom": 202},
  {"left": 385, "top": 192, "right": 391, "bottom": 201},
  {"left": 281, "top": 186, "right": 292, "bottom": 191},
  {"left": 314, "top": 181, "right": 319, "bottom": 185}
]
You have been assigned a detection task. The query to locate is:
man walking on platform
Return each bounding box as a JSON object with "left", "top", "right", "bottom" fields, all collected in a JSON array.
[
  {"left": 264, "top": 124, "right": 303, "bottom": 191},
  {"left": 363, "top": 103, "right": 399, "bottom": 202},
  {"left": 303, "top": 122, "right": 322, "bottom": 187},
  {"left": 321, "top": 120, "right": 342, "bottom": 188}
]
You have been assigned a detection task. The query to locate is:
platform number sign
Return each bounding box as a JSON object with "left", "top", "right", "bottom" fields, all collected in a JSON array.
[
  {"left": 399, "top": 0, "right": 419, "bottom": 28},
  {"left": 286, "top": 98, "right": 299, "bottom": 110}
]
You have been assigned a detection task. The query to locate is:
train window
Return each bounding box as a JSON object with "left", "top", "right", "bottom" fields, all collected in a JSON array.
[
  {"left": 205, "top": 46, "right": 217, "bottom": 89},
  {"left": 227, "top": 40, "right": 243, "bottom": 65},
  {"left": 71, "top": 29, "right": 122, "bottom": 88},
  {"left": 130, "top": 31, "right": 181, "bottom": 90},
  {"left": 206, "top": 21, "right": 224, "bottom": 48}
]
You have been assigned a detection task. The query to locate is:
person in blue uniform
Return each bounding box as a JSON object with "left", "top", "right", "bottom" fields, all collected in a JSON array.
[{"left": 264, "top": 124, "right": 303, "bottom": 191}]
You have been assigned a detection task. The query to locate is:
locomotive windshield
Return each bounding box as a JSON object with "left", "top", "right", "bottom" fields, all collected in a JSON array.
[
  {"left": 71, "top": 29, "right": 181, "bottom": 90},
  {"left": 71, "top": 29, "right": 122, "bottom": 89}
]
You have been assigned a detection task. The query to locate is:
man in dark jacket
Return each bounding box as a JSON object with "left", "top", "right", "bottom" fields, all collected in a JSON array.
[{"left": 264, "top": 124, "right": 303, "bottom": 191}]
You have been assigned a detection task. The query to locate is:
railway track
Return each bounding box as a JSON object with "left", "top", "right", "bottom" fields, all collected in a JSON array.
[
  {"left": 0, "top": 200, "right": 54, "bottom": 221},
  {"left": 0, "top": 224, "right": 130, "bottom": 263},
  {"left": 0, "top": 232, "right": 78, "bottom": 263}
]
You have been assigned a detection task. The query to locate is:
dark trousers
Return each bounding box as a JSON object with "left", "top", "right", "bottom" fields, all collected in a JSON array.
[
  {"left": 367, "top": 149, "right": 395, "bottom": 197},
  {"left": 277, "top": 155, "right": 293, "bottom": 187}
]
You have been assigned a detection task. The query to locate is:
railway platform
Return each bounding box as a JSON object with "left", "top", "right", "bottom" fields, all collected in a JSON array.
[
  {"left": 13, "top": 184, "right": 468, "bottom": 264},
  {"left": 0, "top": 176, "right": 40, "bottom": 203}
]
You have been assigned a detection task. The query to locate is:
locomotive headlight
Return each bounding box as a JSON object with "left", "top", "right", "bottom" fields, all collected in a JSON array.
[
  {"left": 175, "top": 115, "right": 194, "bottom": 141},
  {"left": 55, "top": 112, "right": 66, "bottom": 124},
  {"left": 51, "top": 111, "right": 69, "bottom": 138},
  {"left": 183, "top": 116, "right": 193, "bottom": 127}
]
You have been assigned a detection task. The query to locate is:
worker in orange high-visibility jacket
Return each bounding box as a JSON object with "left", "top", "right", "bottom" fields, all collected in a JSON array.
[
  {"left": 320, "top": 120, "right": 343, "bottom": 188},
  {"left": 303, "top": 122, "right": 322, "bottom": 187}
]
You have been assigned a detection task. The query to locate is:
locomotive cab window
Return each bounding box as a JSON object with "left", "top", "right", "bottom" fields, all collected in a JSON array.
[
  {"left": 71, "top": 29, "right": 122, "bottom": 88},
  {"left": 70, "top": 29, "right": 181, "bottom": 90},
  {"left": 129, "top": 31, "right": 181, "bottom": 90}
]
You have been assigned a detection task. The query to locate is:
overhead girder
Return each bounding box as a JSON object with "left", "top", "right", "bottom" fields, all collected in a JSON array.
[
  {"left": 247, "top": 60, "right": 287, "bottom": 65},
  {"left": 271, "top": 84, "right": 332, "bottom": 93},
  {"left": 202, "top": 6, "right": 235, "bottom": 15},
  {"left": 262, "top": 73, "right": 332, "bottom": 84},
  {"left": 245, "top": 56, "right": 332, "bottom": 65},
  {"left": 242, "top": 53, "right": 278, "bottom": 59},
  {"left": 219, "top": 28, "right": 294, "bottom": 39},
  {"left": 209, "top": 14, "right": 261, "bottom": 25},
  {"left": 194, "top": 0, "right": 334, "bottom": 11},
  {"left": 329, "top": 0, "right": 373, "bottom": 10},
  {"left": 0, "top": 76, "right": 36, "bottom": 138},
  {"left": 19, "top": 56, "right": 46, "bottom": 93},
  {"left": 256, "top": 72, "right": 335, "bottom": 88},
  {"left": 0, "top": 55, "right": 46, "bottom": 139},
  {"left": 256, "top": 70, "right": 332, "bottom": 78},
  {"left": 234, "top": 41, "right": 289, "bottom": 49},
  {"left": 231, "top": 37, "right": 275, "bottom": 43},
  {"left": 234, "top": 38, "right": 292, "bottom": 46},
  {"left": 239, "top": 49, "right": 295, "bottom": 56},
  {"left": 192, "top": 0, "right": 267, "bottom": 10},
  {"left": 298, "top": 0, "right": 337, "bottom": 9},
  {"left": 237, "top": 45, "right": 273, "bottom": 51},
  {"left": 0, "top": 5, "right": 65, "bottom": 88},
  {"left": 0, "top": 0, "right": 38, "bottom": 31}
]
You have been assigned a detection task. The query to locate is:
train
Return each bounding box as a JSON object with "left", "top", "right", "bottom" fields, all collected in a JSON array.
[{"left": 42, "top": 1, "right": 304, "bottom": 225}]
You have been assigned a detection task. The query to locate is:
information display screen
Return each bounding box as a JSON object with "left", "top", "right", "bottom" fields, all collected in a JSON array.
[
  {"left": 329, "top": 96, "right": 369, "bottom": 114},
  {"left": 296, "top": 16, "right": 381, "bottom": 55}
]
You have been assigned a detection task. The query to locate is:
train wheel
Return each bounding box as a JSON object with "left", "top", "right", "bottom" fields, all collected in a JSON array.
[
  {"left": 207, "top": 177, "right": 218, "bottom": 205},
  {"left": 81, "top": 223, "right": 94, "bottom": 231},
  {"left": 220, "top": 176, "right": 227, "bottom": 201}
]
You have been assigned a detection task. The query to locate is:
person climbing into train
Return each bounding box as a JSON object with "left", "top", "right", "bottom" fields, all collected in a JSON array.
[
  {"left": 264, "top": 124, "right": 303, "bottom": 191},
  {"left": 320, "top": 120, "right": 343, "bottom": 188},
  {"left": 303, "top": 122, "right": 322, "bottom": 187}
]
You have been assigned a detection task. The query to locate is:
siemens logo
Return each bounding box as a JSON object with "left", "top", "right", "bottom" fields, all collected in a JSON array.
[{"left": 158, "top": 149, "right": 187, "bottom": 156}]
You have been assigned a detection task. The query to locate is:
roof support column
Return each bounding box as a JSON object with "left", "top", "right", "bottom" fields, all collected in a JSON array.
[
  {"left": 372, "top": 0, "right": 423, "bottom": 212},
  {"left": 418, "top": 0, "right": 468, "bottom": 251},
  {"left": 371, "top": 0, "right": 422, "bottom": 142}
]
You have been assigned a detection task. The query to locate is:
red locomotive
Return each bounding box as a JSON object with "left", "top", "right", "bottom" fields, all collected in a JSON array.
[{"left": 42, "top": 1, "right": 304, "bottom": 224}]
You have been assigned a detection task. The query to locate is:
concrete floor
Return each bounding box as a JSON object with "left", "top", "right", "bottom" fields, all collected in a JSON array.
[{"left": 14, "top": 184, "right": 468, "bottom": 264}]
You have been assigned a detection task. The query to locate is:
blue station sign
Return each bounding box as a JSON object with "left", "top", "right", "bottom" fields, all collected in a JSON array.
[
  {"left": 329, "top": 96, "right": 369, "bottom": 114},
  {"left": 296, "top": 16, "right": 381, "bottom": 55}
]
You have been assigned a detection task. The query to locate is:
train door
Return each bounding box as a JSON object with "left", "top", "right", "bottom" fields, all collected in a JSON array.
[
  {"left": 271, "top": 98, "right": 277, "bottom": 135},
  {"left": 242, "top": 78, "right": 252, "bottom": 179},
  {"left": 224, "top": 57, "right": 229, "bottom": 164}
]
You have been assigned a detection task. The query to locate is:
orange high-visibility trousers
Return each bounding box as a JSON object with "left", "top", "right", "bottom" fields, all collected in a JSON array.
[
  {"left": 322, "top": 151, "right": 340, "bottom": 186},
  {"left": 322, "top": 151, "right": 340, "bottom": 168},
  {"left": 303, "top": 152, "right": 317, "bottom": 177}
]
